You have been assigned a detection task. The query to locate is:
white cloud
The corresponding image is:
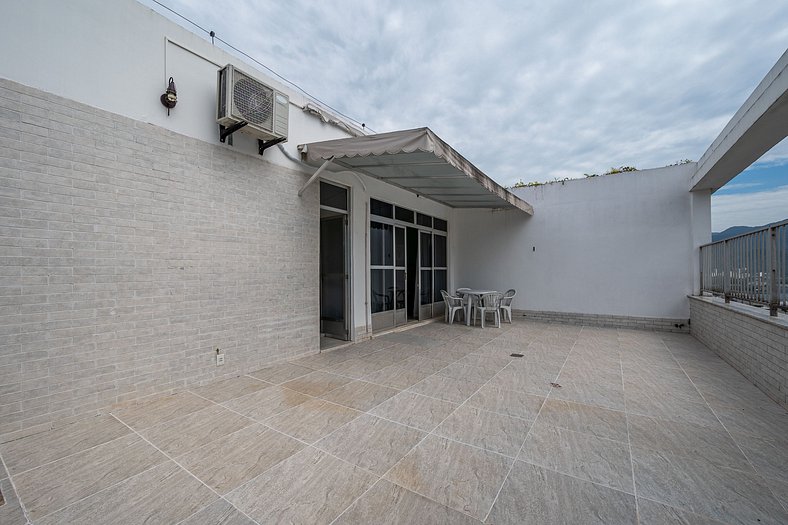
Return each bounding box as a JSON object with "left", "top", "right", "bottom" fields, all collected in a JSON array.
[
  {"left": 712, "top": 185, "right": 788, "bottom": 231},
  {"left": 142, "top": 0, "right": 787, "bottom": 189}
]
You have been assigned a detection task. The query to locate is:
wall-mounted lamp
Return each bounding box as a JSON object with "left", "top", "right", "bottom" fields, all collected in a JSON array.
[{"left": 160, "top": 77, "right": 177, "bottom": 115}]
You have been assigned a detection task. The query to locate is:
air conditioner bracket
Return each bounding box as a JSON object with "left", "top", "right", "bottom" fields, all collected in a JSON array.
[
  {"left": 258, "top": 136, "right": 287, "bottom": 155},
  {"left": 219, "top": 121, "right": 248, "bottom": 143}
]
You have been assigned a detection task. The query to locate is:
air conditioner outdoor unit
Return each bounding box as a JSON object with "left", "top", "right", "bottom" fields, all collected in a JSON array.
[{"left": 217, "top": 64, "right": 289, "bottom": 142}]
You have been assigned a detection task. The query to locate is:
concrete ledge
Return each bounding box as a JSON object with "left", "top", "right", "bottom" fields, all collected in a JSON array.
[
  {"left": 513, "top": 309, "right": 690, "bottom": 333},
  {"left": 689, "top": 295, "right": 787, "bottom": 409}
]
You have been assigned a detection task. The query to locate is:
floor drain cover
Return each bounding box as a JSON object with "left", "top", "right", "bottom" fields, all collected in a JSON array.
[{"left": 510, "top": 353, "right": 524, "bottom": 358}]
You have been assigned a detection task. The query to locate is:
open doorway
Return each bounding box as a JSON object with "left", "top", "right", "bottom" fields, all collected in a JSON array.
[{"left": 320, "top": 182, "right": 350, "bottom": 342}]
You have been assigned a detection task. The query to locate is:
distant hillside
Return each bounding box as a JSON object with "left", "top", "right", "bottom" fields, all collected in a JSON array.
[{"left": 712, "top": 219, "right": 788, "bottom": 242}]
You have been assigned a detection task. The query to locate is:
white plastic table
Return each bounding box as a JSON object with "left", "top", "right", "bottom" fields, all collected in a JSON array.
[{"left": 458, "top": 289, "right": 498, "bottom": 326}]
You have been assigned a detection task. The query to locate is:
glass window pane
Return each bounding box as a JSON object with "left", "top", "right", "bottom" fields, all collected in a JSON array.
[
  {"left": 417, "top": 213, "right": 432, "bottom": 228},
  {"left": 434, "top": 235, "right": 447, "bottom": 267},
  {"left": 371, "top": 269, "right": 393, "bottom": 313},
  {"left": 370, "top": 222, "right": 393, "bottom": 266},
  {"left": 433, "top": 270, "right": 447, "bottom": 304},
  {"left": 395, "top": 270, "right": 406, "bottom": 310},
  {"left": 395, "top": 206, "right": 414, "bottom": 223},
  {"left": 433, "top": 218, "right": 447, "bottom": 231},
  {"left": 420, "top": 232, "right": 432, "bottom": 268},
  {"left": 370, "top": 198, "right": 393, "bottom": 218},
  {"left": 395, "top": 227, "right": 405, "bottom": 267},
  {"left": 320, "top": 181, "right": 347, "bottom": 210},
  {"left": 420, "top": 270, "right": 432, "bottom": 305}
]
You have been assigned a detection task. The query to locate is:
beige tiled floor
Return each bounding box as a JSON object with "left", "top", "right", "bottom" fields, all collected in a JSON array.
[{"left": 1, "top": 319, "right": 787, "bottom": 524}]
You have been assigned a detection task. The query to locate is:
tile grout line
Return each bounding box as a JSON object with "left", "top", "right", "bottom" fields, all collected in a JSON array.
[
  {"left": 481, "top": 325, "right": 582, "bottom": 523},
  {"left": 108, "top": 413, "right": 264, "bottom": 525},
  {"left": 618, "top": 330, "right": 641, "bottom": 524},
  {"left": 0, "top": 450, "right": 33, "bottom": 525},
  {"left": 658, "top": 335, "right": 788, "bottom": 516},
  {"left": 328, "top": 327, "right": 528, "bottom": 525},
  {"left": 352, "top": 330, "right": 543, "bottom": 520}
]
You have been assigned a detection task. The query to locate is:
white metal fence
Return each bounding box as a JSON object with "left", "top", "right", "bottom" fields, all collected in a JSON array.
[{"left": 700, "top": 219, "right": 788, "bottom": 316}]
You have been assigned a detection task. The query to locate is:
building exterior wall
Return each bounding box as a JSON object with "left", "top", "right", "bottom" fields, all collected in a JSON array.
[
  {"left": 452, "top": 163, "right": 710, "bottom": 320},
  {"left": 0, "top": 78, "right": 320, "bottom": 436},
  {"left": 689, "top": 296, "right": 788, "bottom": 409}
]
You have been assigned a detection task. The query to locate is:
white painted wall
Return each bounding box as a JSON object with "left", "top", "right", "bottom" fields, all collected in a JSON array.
[
  {"left": 0, "top": 0, "right": 355, "bottom": 167},
  {"left": 0, "top": 0, "right": 455, "bottom": 340},
  {"left": 453, "top": 164, "right": 711, "bottom": 319}
]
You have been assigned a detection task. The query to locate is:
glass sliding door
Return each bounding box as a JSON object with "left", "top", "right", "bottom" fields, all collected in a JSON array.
[
  {"left": 370, "top": 222, "right": 407, "bottom": 330},
  {"left": 419, "top": 231, "right": 433, "bottom": 320},
  {"left": 433, "top": 233, "right": 447, "bottom": 319}
]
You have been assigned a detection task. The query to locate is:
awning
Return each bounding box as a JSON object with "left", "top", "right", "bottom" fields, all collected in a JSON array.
[{"left": 298, "top": 127, "right": 533, "bottom": 214}]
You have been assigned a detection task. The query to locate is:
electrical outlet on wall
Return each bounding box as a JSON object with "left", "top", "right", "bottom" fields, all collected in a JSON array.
[{"left": 215, "top": 348, "right": 225, "bottom": 366}]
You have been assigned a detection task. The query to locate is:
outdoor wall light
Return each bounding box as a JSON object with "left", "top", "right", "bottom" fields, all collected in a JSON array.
[{"left": 160, "top": 77, "right": 177, "bottom": 115}]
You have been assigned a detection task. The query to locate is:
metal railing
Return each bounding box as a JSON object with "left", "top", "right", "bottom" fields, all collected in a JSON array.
[{"left": 700, "top": 219, "right": 788, "bottom": 316}]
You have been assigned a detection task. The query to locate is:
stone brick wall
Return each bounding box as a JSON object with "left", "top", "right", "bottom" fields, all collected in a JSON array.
[
  {"left": 689, "top": 296, "right": 788, "bottom": 408},
  {"left": 0, "top": 78, "right": 319, "bottom": 436},
  {"left": 514, "top": 309, "right": 690, "bottom": 333}
]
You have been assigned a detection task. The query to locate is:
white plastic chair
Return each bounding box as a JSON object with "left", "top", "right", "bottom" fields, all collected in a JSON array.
[
  {"left": 500, "top": 289, "right": 516, "bottom": 323},
  {"left": 473, "top": 292, "right": 502, "bottom": 328},
  {"left": 440, "top": 290, "right": 464, "bottom": 325}
]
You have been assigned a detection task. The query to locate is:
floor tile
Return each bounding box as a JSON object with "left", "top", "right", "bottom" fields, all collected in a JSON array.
[
  {"left": 399, "top": 355, "right": 451, "bottom": 373},
  {"left": 0, "top": 414, "right": 130, "bottom": 475},
  {"left": 637, "top": 497, "right": 727, "bottom": 525},
  {"left": 227, "top": 447, "right": 376, "bottom": 524},
  {"left": 189, "top": 375, "right": 270, "bottom": 403},
  {"left": 320, "top": 380, "right": 400, "bottom": 412},
  {"left": 334, "top": 479, "right": 479, "bottom": 525},
  {"left": 385, "top": 434, "right": 511, "bottom": 520},
  {"left": 178, "top": 423, "right": 304, "bottom": 494},
  {"left": 628, "top": 414, "right": 751, "bottom": 472},
  {"left": 316, "top": 414, "right": 425, "bottom": 475},
  {"left": 486, "top": 462, "right": 637, "bottom": 524},
  {"left": 713, "top": 404, "right": 788, "bottom": 444},
  {"left": 221, "top": 385, "right": 311, "bottom": 421},
  {"left": 281, "top": 370, "right": 353, "bottom": 396},
  {"left": 14, "top": 434, "right": 167, "bottom": 520},
  {"left": 437, "top": 363, "right": 499, "bottom": 383},
  {"left": 326, "top": 357, "right": 393, "bottom": 378},
  {"left": 0, "top": 477, "right": 27, "bottom": 524},
  {"left": 624, "top": 389, "right": 721, "bottom": 428},
  {"left": 434, "top": 405, "right": 530, "bottom": 457},
  {"left": 485, "top": 366, "right": 554, "bottom": 396},
  {"left": 136, "top": 403, "right": 253, "bottom": 456},
  {"left": 407, "top": 374, "right": 483, "bottom": 403},
  {"left": 362, "top": 364, "right": 433, "bottom": 389},
  {"left": 518, "top": 423, "right": 633, "bottom": 493},
  {"left": 550, "top": 379, "right": 626, "bottom": 411},
  {"left": 264, "top": 398, "right": 362, "bottom": 443},
  {"left": 248, "top": 362, "right": 313, "bottom": 384},
  {"left": 111, "top": 392, "right": 213, "bottom": 430},
  {"left": 537, "top": 398, "right": 628, "bottom": 442},
  {"left": 36, "top": 461, "right": 216, "bottom": 525},
  {"left": 632, "top": 446, "right": 788, "bottom": 524},
  {"left": 370, "top": 391, "right": 458, "bottom": 431},
  {"left": 466, "top": 385, "right": 544, "bottom": 420},
  {"left": 179, "top": 499, "right": 256, "bottom": 525},
  {"left": 730, "top": 431, "right": 788, "bottom": 483}
]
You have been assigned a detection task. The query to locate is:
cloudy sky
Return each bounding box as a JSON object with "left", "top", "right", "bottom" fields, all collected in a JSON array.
[{"left": 142, "top": 0, "right": 787, "bottom": 231}]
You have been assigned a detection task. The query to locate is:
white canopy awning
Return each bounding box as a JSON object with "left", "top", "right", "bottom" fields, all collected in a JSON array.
[{"left": 298, "top": 127, "right": 533, "bottom": 214}]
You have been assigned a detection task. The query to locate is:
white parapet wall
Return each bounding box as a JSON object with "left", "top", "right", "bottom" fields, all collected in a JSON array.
[
  {"left": 452, "top": 163, "right": 711, "bottom": 322},
  {"left": 689, "top": 296, "right": 788, "bottom": 408}
]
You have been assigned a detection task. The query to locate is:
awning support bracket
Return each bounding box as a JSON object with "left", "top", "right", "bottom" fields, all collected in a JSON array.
[{"left": 298, "top": 157, "right": 334, "bottom": 197}]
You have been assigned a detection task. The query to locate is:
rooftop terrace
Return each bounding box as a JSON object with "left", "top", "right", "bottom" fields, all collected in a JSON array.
[{"left": 1, "top": 320, "right": 786, "bottom": 524}]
